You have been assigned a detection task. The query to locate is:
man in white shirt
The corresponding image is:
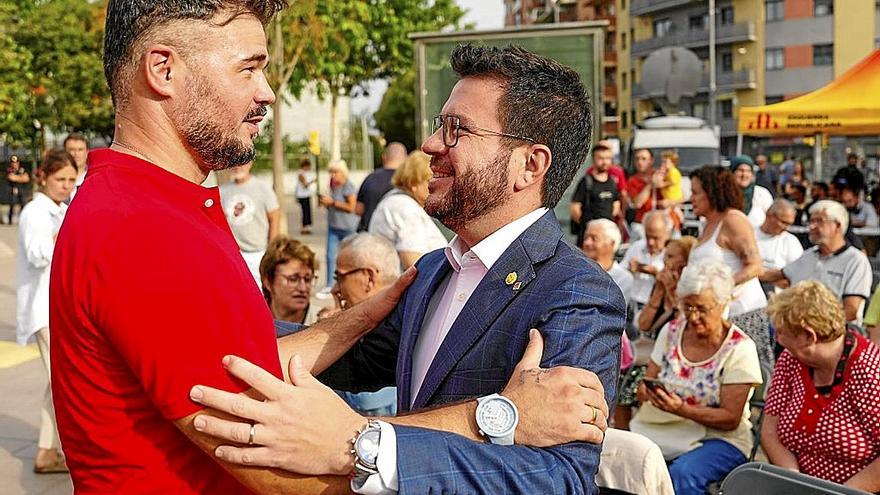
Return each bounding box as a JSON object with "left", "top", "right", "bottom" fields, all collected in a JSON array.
[
  {"left": 621, "top": 211, "right": 670, "bottom": 310},
  {"left": 188, "top": 44, "right": 623, "bottom": 494},
  {"left": 756, "top": 199, "right": 804, "bottom": 296},
  {"left": 582, "top": 218, "right": 632, "bottom": 305},
  {"left": 63, "top": 133, "right": 89, "bottom": 202}
]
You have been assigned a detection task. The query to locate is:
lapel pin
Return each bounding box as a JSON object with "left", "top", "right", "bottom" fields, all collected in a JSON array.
[
  {"left": 505, "top": 272, "right": 518, "bottom": 285},
  {"left": 513, "top": 281, "right": 523, "bottom": 291}
]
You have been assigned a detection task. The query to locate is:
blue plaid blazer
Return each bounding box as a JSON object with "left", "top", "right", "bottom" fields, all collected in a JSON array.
[{"left": 319, "top": 210, "right": 624, "bottom": 493}]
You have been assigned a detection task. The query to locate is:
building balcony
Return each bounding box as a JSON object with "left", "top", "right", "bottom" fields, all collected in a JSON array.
[
  {"left": 631, "top": 22, "right": 756, "bottom": 58},
  {"left": 630, "top": 0, "right": 699, "bottom": 16},
  {"left": 604, "top": 51, "right": 618, "bottom": 66},
  {"left": 603, "top": 84, "right": 618, "bottom": 100},
  {"left": 631, "top": 68, "right": 756, "bottom": 99}
]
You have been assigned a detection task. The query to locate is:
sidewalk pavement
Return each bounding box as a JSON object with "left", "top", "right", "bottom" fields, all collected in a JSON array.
[{"left": 0, "top": 197, "right": 332, "bottom": 494}]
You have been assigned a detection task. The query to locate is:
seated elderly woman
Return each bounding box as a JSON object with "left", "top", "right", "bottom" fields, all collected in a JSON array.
[
  {"left": 762, "top": 280, "right": 880, "bottom": 493},
  {"left": 259, "top": 236, "right": 320, "bottom": 326},
  {"left": 630, "top": 259, "right": 763, "bottom": 495}
]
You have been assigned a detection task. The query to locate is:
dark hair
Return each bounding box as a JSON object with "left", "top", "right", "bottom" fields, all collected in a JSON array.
[
  {"left": 104, "top": 0, "right": 287, "bottom": 106},
  {"left": 592, "top": 143, "right": 611, "bottom": 156},
  {"left": 63, "top": 133, "right": 88, "bottom": 147},
  {"left": 790, "top": 183, "right": 807, "bottom": 196},
  {"left": 299, "top": 158, "right": 311, "bottom": 168},
  {"left": 36, "top": 150, "right": 78, "bottom": 187},
  {"left": 690, "top": 165, "right": 743, "bottom": 212},
  {"left": 813, "top": 181, "right": 829, "bottom": 195},
  {"left": 633, "top": 148, "right": 654, "bottom": 158},
  {"left": 449, "top": 44, "right": 592, "bottom": 208},
  {"left": 259, "top": 236, "right": 318, "bottom": 302}
]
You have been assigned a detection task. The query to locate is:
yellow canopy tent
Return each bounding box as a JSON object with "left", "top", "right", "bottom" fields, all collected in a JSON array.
[
  {"left": 738, "top": 49, "right": 880, "bottom": 137},
  {"left": 736, "top": 49, "right": 880, "bottom": 175}
]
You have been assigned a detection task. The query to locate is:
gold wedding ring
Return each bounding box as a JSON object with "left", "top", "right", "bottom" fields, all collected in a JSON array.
[
  {"left": 248, "top": 424, "right": 256, "bottom": 446},
  {"left": 590, "top": 406, "right": 598, "bottom": 424}
]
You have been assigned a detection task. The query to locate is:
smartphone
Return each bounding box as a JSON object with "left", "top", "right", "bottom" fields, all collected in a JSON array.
[{"left": 642, "top": 378, "right": 668, "bottom": 393}]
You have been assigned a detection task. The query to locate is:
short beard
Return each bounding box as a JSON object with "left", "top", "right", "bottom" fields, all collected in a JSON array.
[
  {"left": 424, "top": 147, "right": 511, "bottom": 232},
  {"left": 174, "top": 74, "right": 261, "bottom": 171}
]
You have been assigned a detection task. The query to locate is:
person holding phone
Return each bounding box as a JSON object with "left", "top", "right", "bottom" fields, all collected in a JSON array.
[{"left": 630, "top": 259, "right": 763, "bottom": 495}]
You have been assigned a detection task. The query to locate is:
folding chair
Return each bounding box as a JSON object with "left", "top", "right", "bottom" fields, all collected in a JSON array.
[{"left": 719, "top": 462, "right": 871, "bottom": 494}]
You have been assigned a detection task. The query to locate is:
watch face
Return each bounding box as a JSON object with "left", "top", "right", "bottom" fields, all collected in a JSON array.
[
  {"left": 356, "top": 429, "right": 381, "bottom": 465},
  {"left": 477, "top": 398, "right": 517, "bottom": 436}
]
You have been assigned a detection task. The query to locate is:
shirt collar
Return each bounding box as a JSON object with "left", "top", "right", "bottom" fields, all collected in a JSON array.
[
  {"left": 444, "top": 208, "right": 548, "bottom": 272},
  {"left": 33, "top": 191, "right": 64, "bottom": 216},
  {"left": 88, "top": 148, "right": 221, "bottom": 208}
]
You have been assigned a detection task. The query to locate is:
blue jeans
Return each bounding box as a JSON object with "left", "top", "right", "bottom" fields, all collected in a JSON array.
[
  {"left": 668, "top": 439, "right": 746, "bottom": 495},
  {"left": 326, "top": 227, "right": 353, "bottom": 285}
]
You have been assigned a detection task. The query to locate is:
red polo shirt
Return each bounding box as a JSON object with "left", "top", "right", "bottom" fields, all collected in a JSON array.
[
  {"left": 50, "top": 149, "right": 282, "bottom": 493},
  {"left": 625, "top": 174, "right": 654, "bottom": 223}
]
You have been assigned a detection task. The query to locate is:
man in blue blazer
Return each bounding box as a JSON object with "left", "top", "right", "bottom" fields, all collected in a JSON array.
[{"left": 190, "top": 44, "right": 624, "bottom": 493}]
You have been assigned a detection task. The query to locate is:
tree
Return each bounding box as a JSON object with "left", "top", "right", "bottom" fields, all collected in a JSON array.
[
  {"left": 0, "top": 0, "right": 112, "bottom": 153},
  {"left": 374, "top": 69, "right": 417, "bottom": 152},
  {"left": 296, "top": 0, "right": 467, "bottom": 160},
  {"left": 265, "top": 0, "right": 326, "bottom": 234}
]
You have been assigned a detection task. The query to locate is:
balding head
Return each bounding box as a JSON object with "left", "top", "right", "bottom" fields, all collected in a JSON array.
[
  {"left": 333, "top": 233, "right": 401, "bottom": 307},
  {"left": 643, "top": 210, "right": 672, "bottom": 255},
  {"left": 382, "top": 142, "right": 408, "bottom": 169}
]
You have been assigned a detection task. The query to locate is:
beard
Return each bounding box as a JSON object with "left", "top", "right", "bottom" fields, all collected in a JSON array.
[
  {"left": 424, "top": 147, "right": 511, "bottom": 231},
  {"left": 172, "top": 73, "right": 265, "bottom": 171}
]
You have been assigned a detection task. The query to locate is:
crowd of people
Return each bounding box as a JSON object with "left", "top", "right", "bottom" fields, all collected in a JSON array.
[{"left": 5, "top": 1, "right": 880, "bottom": 494}]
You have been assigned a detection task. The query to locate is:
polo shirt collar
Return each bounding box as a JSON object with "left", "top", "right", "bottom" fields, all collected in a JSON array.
[{"left": 89, "top": 148, "right": 220, "bottom": 208}]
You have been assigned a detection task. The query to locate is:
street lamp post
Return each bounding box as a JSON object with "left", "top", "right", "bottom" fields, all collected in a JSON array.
[{"left": 708, "top": 0, "right": 717, "bottom": 131}]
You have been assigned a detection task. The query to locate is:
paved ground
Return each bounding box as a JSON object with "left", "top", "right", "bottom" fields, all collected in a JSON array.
[{"left": 0, "top": 197, "right": 331, "bottom": 494}]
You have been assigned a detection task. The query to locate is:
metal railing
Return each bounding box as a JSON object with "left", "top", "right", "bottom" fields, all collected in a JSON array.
[{"left": 631, "top": 22, "right": 755, "bottom": 56}]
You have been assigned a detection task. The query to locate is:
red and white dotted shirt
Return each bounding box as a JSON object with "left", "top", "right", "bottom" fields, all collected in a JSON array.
[{"left": 764, "top": 334, "right": 880, "bottom": 484}]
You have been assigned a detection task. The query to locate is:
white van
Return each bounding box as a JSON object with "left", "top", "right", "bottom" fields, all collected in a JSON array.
[{"left": 626, "top": 116, "right": 720, "bottom": 200}]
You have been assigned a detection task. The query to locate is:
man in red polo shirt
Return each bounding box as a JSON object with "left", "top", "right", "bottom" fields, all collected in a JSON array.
[
  {"left": 50, "top": 2, "right": 612, "bottom": 494},
  {"left": 626, "top": 148, "right": 656, "bottom": 237}
]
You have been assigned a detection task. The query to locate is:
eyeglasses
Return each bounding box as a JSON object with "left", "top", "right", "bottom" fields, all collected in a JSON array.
[
  {"left": 334, "top": 267, "right": 371, "bottom": 281},
  {"left": 431, "top": 114, "right": 536, "bottom": 149},
  {"left": 681, "top": 301, "right": 722, "bottom": 317},
  {"left": 276, "top": 273, "right": 317, "bottom": 287},
  {"left": 771, "top": 213, "right": 794, "bottom": 228}
]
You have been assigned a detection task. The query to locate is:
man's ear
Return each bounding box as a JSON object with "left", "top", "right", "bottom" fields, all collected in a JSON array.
[
  {"left": 514, "top": 144, "right": 552, "bottom": 192},
  {"left": 143, "top": 44, "right": 185, "bottom": 98}
]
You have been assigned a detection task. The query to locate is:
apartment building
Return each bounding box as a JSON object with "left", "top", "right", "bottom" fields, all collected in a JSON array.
[
  {"left": 505, "top": 0, "right": 621, "bottom": 136},
  {"left": 506, "top": 0, "right": 879, "bottom": 156}
]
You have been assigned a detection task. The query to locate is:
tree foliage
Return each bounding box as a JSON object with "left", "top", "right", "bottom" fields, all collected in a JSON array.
[
  {"left": 0, "top": 0, "right": 112, "bottom": 147},
  {"left": 374, "top": 68, "right": 417, "bottom": 151}
]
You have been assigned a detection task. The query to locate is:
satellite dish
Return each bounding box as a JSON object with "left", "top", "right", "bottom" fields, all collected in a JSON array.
[{"left": 641, "top": 47, "right": 702, "bottom": 113}]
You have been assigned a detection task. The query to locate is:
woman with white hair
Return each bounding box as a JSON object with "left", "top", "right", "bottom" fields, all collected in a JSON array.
[
  {"left": 630, "top": 259, "right": 763, "bottom": 495},
  {"left": 318, "top": 159, "right": 358, "bottom": 293}
]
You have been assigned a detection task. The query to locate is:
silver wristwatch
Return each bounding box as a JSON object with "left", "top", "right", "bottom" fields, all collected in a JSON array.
[
  {"left": 351, "top": 419, "right": 382, "bottom": 481},
  {"left": 475, "top": 393, "right": 519, "bottom": 445}
]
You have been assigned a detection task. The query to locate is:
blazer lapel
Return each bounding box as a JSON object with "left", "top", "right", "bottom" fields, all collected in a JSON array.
[
  {"left": 396, "top": 254, "right": 452, "bottom": 411},
  {"left": 411, "top": 212, "right": 563, "bottom": 409}
]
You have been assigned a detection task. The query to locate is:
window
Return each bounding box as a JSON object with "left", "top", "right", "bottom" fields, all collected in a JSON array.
[
  {"left": 765, "top": 48, "right": 784, "bottom": 70},
  {"left": 720, "top": 100, "right": 733, "bottom": 119},
  {"left": 653, "top": 18, "right": 673, "bottom": 37},
  {"left": 813, "top": 44, "right": 833, "bottom": 66},
  {"left": 765, "top": 0, "right": 784, "bottom": 22},
  {"left": 721, "top": 51, "right": 733, "bottom": 72},
  {"left": 621, "top": 32, "right": 627, "bottom": 50},
  {"left": 622, "top": 111, "right": 628, "bottom": 129},
  {"left": 689, "top": 14, "right": 708, "bottom": 30},
  {"left": 719, "top": 6, "right": 734, "bottom": 26},
  {"left": 765, "top": 95, "right": 784, "bottom": 105},
  {"left": 693, "top": 102, "right": 707, "bottom": 119},
  {"left": 814, "top": 0, "right": 833, "bottom": 16},
  {"left": 622, "top": 72, "right": 628, "bottom": 90}
]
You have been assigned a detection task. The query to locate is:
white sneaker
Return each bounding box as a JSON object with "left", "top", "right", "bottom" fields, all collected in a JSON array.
[{"left": 315, "top": 286, "right": 333, "bottom": 299}]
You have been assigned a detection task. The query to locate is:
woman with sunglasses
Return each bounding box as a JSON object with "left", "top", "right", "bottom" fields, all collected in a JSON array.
[{"left": 630, "top": 259, "right": 763, "bottom": 495}]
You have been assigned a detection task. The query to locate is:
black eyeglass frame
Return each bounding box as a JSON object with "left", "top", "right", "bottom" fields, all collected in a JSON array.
[{"left": 431, "top": 114, "right": 536, "bottom": 148}]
